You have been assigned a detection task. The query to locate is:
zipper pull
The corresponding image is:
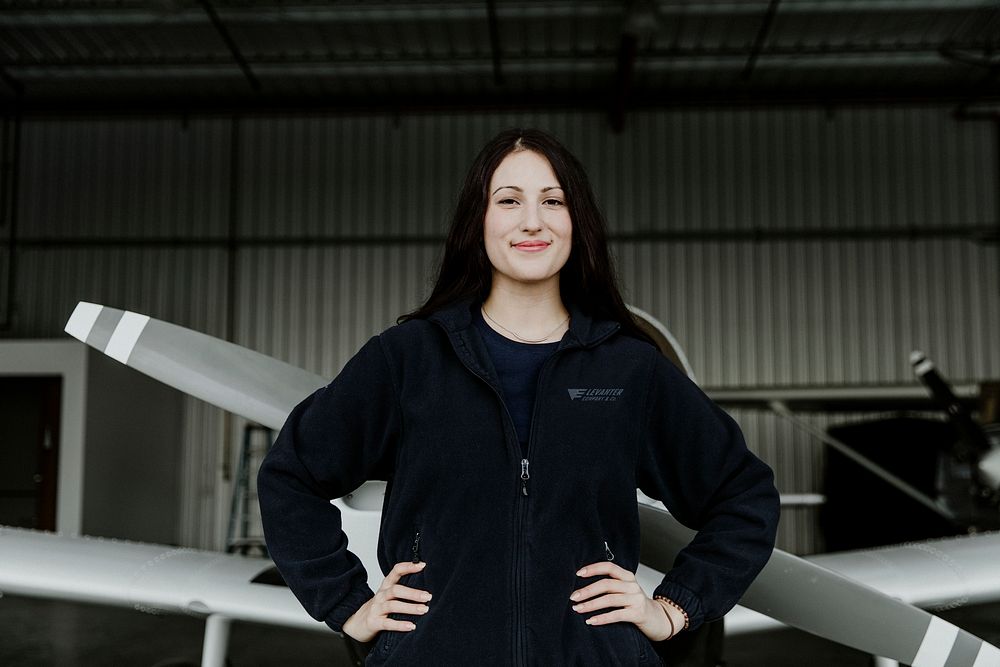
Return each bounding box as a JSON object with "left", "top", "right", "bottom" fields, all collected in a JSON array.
[
  {"left": 411, "top": 530, "right": 421, "bottom": 563},
  {"left": 604, "top": 541, "right": 615, "bottom": 561},
  {"left": 520, "top": 458, "right": 530, "bottom": 496}
]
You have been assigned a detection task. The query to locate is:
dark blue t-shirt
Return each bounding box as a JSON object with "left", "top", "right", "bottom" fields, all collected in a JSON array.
[{"left": 474, "top": 308, "right": 560, "bottom": 457}]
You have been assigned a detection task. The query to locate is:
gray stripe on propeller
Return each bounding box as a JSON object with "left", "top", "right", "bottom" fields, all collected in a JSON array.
[
  {"left": 913, "top": 616, "right": 958, "bottom": 666},
  {"left": 973, "top": 642, "right": 1000, "bottom": 666},
  {"left": 66, "top": 301, "right": 327, "bottom": 430},
  {"left": 944, "top": 631, "right": 987, "bottom": 667},
  {"left": 88, "top": 306, "right": 126, "bottom": 351}
]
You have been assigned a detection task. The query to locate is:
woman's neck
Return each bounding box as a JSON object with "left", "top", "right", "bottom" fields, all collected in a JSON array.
[{"left": 481, "top": 280, "right": 570, "bottom": 343}]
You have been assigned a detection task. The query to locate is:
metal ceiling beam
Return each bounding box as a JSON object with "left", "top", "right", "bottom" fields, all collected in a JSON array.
[
  {"left": 0, "top": 4, "right": 601, "bottom": 26},
  {"left": 6, "top": 42, "right": 995, "bottom": 69},
  {"left": 196, "top": 0, "right": 260, "bottom": 92},
  {"left": 741, "top": 0, "right": 781, "bottom": 81},
  {"left": 608, "top": 0, "right": 644, "bottom": 132},
  {"left": 486, "top": 0, "right": 504, "bottom": 85},
  {"left": 608, "top": 0, "right": 659, "bottom": 132},
  {"left": 663, "top": 0, "right": 1000, "bottom": 13},
  {"left": 0, "top": 0, "right": 994, "bottom": 26},
  {"left": 3, "top": 53, "right": 960, "bottom": 81},
  {"left": 0, "top": 66, "right": 24, "bottom": 97},
  {"left": 953, "top": 57, "right": 1000, "bottom": 118},
  {"left": 610, "top": 31, "right": 638, "bottom": 133},
  {"left": 14, "top": 224, "right": 998, "bottom": 248},
  {"left": 940, "top": 49, "right": 1000, "bottom": 69},
  {"left": 6, "top": 86, "right": 998, "bottom": 117}
]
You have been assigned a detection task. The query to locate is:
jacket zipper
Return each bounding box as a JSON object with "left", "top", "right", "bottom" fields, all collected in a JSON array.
[
  {"left": 434, "top": 318, "right": 620, "bottom": 667},
  {"left": 496, "top": 329, "right": 621, "bottom": 666},
  {"left": 452, "top": 346, "right": 565, "bottom": 667},
  {"left": 442, "top": 343, "right": 535, "bottom": 667},
  {"left": 516, "top": 348, "right": 568, "bottom": 666}
]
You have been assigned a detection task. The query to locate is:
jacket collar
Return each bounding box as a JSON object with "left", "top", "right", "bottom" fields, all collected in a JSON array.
[{"left": 427, "top": 295, "right": 620, "bottom": 349}]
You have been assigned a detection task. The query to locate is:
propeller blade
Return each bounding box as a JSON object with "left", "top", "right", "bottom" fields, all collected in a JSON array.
[
  {"left": 638, "top": 503, "right": 1000, "bottom": 666},
  {"left": 64, "top": 301, "right": 326, "bottom": 430}
]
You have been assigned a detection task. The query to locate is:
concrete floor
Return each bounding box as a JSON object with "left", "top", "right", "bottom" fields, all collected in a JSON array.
[
  {"left": 1, "top": 594, "right": 998, "bottom": 666},
  {"left": 0, "top": 595, "right": 349, "bottom": 667}
]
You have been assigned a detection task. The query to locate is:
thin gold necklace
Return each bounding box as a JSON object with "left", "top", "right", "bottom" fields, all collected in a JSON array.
[{"left": 481, "top": 305, "right": 570, "bottom": 343}]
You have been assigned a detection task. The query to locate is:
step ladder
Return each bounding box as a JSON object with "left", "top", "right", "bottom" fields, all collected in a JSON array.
[{"left": 225, "top": 423, "right": 273, "bottom": 556}]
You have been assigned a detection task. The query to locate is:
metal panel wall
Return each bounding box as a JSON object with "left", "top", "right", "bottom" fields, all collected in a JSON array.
[
  {"left": 13, "top": 246, "right": 230, "bottom": 549},
  {"left": 0, "top": 114, "right": 12, "bottom": 328},
  {"left": 236, "top": 245, "right": 440, "bottom": 373},
  {"left": 233, "top": 108, "right": 995, "bottom": 238},
  {"left": 11, "top": 107, "right": 998, "bottom": 555},
  {"left": 19, "top": 117, "right": 231, "bottom": 239},
  {"left": 614, "top": 239, "right": 1000, "bottom": 387},
  {"left": 584, "top": 108, "right": 995, "bottom": 234},
  {"left": 14, "top": 247, "right": 227, "bottom": 337}
]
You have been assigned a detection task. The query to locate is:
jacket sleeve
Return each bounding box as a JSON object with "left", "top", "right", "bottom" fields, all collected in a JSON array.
[
  {"left": 257, "top": 334, "right": 402, "bottom": 633},
  {"left": 636, "top": 350, "right": 779, "bottom": 632}
]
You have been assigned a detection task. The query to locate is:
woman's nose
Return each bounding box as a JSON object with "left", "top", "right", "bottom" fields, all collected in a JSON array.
[{"left": 520, "top": 207, "right": 544, "bottom": 232}]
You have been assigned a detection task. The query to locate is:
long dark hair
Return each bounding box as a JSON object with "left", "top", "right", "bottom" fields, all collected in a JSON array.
[{"left": 398, "top": 128, "right": 655, "bottom": 347}]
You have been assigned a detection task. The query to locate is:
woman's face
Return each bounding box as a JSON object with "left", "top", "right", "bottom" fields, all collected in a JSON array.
[{"left": 484, "top": 150, "right": 572, "bottom": 290}]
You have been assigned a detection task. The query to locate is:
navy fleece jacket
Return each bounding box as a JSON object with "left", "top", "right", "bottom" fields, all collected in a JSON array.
[{"left": 257, "top": 297, "right": 779, "bottom": 666}]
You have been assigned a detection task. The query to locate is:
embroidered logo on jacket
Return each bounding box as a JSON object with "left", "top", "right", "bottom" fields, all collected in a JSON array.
[{"left": 567, "top": 388, "right": 624, "bottom": 402}]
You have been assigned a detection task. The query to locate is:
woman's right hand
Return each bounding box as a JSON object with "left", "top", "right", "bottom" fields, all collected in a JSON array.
[{"left": 342, "top": 561, "right": 432, "bottom": 644}]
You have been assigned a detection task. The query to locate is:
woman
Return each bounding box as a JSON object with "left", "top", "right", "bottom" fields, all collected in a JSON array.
[{"left": 257, "top": 128, "right": 779, "bottom": 666}]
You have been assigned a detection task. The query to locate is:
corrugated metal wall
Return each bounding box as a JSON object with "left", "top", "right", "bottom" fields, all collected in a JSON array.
[
  {"left": 9, "top": 107, "right": 998, "bottom": 554},
  {"left": 0, "top": 114, "right": 14, "bottom": 327}
]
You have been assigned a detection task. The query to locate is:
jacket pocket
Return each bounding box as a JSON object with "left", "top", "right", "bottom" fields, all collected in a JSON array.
[
  {"left": 602, "top": 538, "right": 655, "bottom": 665},
  {"left": 379, "top": 524, "right": 424, "bottom": 656}
]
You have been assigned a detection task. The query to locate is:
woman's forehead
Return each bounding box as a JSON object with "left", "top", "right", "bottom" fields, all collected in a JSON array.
[{"left": 490, "top": 150, "right": 562, "bottom": 189}]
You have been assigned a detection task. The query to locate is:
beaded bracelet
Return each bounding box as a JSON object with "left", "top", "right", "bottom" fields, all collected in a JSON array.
[
  {"left": 656, "top": 601, "right": 675, "bottom": 638},
  {"left": 653, "top": 596, "right": 690, "bottom": 633}
]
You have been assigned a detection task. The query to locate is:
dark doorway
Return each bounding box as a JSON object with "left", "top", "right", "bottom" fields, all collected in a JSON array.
[{"left": 0, "top": 376, "right": 61, "bottom": 530}]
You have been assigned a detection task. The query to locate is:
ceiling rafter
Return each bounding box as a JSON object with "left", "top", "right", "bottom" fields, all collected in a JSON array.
[
  {"left": 1, "top": 1, "right": 998, "bottom": 109},
  {"left": 5, "top": 40, "right": 999, "bottom": 69},
  {"left": 0, "top": 66, "right": 24, "bottom": 96},
  {"left": 0, "top": 1, "right": 995, "bottom": 27},
  {"left": 741, "top": 0, "right": 781, "bottom": 81},
  {"left": 195, "top": 0, "right": 260, "bottom": 92},
  {"left": 486, "top": 0, "right": 503, "bottom": 85}
]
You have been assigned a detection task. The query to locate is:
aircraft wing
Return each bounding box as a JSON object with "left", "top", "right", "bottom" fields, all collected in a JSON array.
[
  {"left": 57, "top": 301, "right": 1000, "bottom": 666},
  {"left": 0, "top": 525, "right": 324, "bottom": 632},
  {"left": 707, "top": 384, "right": 979, "bottom": 413}
]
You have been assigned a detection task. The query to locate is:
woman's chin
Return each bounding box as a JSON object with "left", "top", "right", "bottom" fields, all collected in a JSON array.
[{"left": 498, "top": 272, "right": 562, "bottom": 289}]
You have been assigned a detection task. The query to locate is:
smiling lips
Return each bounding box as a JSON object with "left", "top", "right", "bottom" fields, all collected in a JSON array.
[{"left": 513, "top": 241, "right": 551, "bottom": 252}]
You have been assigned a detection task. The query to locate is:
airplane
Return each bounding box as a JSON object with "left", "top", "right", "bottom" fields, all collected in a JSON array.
[{"left": 0, "top": 300, "right": 997, "bottom": 667}]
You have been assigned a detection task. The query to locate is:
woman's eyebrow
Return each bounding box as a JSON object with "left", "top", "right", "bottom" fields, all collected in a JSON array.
[
  {"left": 491, "top": 185, "right": 564, "bottom": 195},
  {"left": 492, "top": 185, "right": 522, "bottom": 195}
]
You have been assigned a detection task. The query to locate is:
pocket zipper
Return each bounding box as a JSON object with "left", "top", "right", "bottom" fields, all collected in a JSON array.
[
  {"left": 411, "top": 529, "right": 422, "bottom": 563},
  {"left": 384, "top": 526, "right": 423, "bottom": 655},
  {"left": 602, "top": 540, "right": 647, "bottom": 661}
]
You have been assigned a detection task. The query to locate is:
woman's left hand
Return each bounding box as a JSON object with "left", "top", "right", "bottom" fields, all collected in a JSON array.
[{"left": 570, "top": 561, "right": 675, "bottom": 642}]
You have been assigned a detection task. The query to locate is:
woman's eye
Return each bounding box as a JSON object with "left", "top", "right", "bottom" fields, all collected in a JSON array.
[
  {"left": 544, "top": 199, "right": 565, "bottom": 207},
  {"left": 498, "top": 198, "right": 519, "bottom": 205}
]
